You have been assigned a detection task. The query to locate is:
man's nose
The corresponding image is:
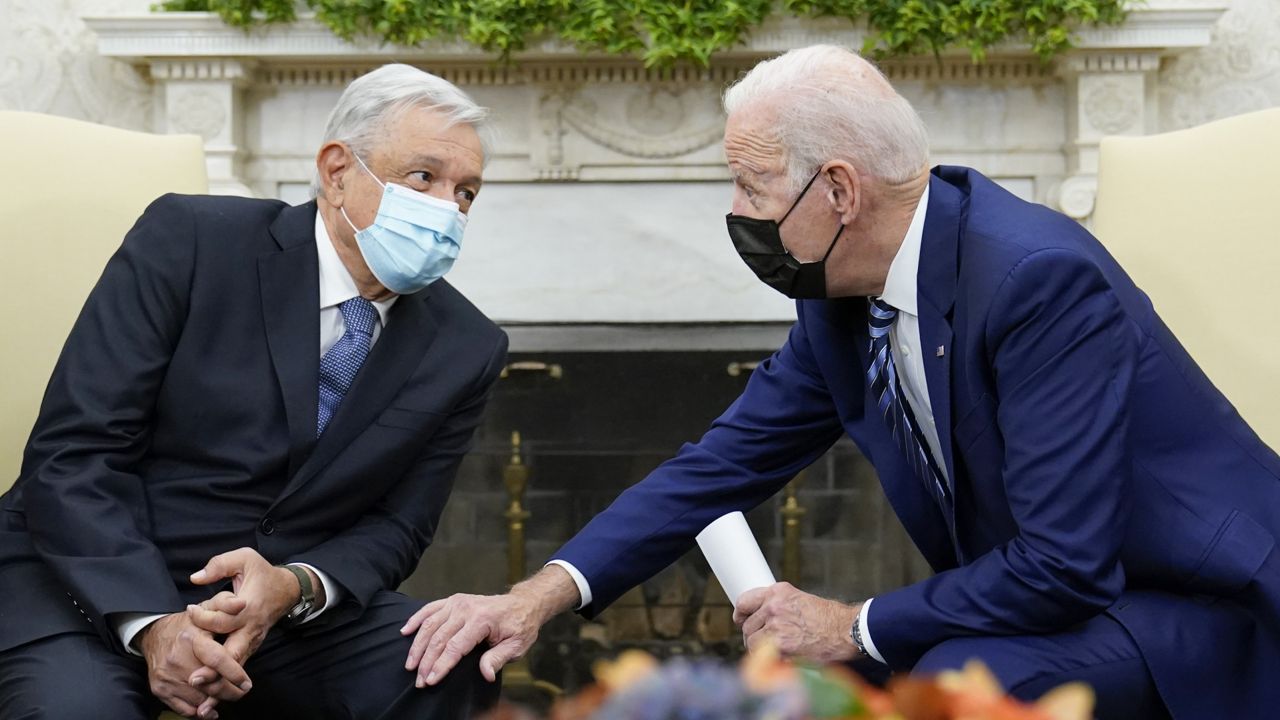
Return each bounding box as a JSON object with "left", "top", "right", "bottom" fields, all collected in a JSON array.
[{"left": 427, "top": 184, "right": 456, "bottom": 204}]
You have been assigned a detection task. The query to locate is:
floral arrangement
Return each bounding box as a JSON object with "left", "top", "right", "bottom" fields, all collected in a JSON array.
[{"left": 492, "top": 646, "right": 1093, "bottom": 720}]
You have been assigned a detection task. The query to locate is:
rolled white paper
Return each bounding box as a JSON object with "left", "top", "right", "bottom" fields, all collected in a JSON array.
[{"left": 696, "top": 511, "right": 776, "bottom": 607}]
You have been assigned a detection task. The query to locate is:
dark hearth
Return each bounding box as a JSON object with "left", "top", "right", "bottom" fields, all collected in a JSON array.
[{"left": 399, "top": 350, "right": 932, "bottom": 695}]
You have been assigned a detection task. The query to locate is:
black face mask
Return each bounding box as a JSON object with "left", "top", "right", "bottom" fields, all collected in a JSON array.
[{"left": 726, "top": 170, "right": 845, "bottom": 299}]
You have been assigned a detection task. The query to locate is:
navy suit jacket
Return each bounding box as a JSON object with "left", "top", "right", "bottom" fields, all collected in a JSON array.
[
  {"left": 554, "top": 167, "right": 1280, "bottom": 716},
  {"left": 0, "top": 194, "right": 507, "bottom": 654}
]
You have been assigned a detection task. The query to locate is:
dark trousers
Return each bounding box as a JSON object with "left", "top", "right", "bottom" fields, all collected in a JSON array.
[
  {"left": 0, "top": 592, "right": 499, "bottom": 719},
  {"left": 910, "top": 612, "right": 1169, "bottom": 720}
]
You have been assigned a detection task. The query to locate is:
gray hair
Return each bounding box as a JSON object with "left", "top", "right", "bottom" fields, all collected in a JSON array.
[
  {"left": 723, "top": 45, "right": 929, "bottom": 191},
  {"left": 312, "top": 63, "right": 492, "bottom": 198}
]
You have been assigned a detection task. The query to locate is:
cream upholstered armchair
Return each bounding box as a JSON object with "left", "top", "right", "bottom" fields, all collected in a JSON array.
[
  {"left": 0, "top": 112, "right": 207, "bottom": 492},
  {"left": 1092, "top": 107, "right": 1280, "bottom": 451}
]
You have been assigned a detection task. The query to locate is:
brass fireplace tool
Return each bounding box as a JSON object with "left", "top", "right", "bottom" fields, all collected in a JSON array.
[
  {"left": 780, "top": 469, "right": 807, "bottom": 585},
  {"left": 498, "top": 427, "right": 561, "bottom": 697}
]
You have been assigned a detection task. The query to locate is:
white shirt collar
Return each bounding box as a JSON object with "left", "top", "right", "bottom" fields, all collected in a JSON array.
[
  {"left": 876, "top": 184, "right": 930, "bottom": 317},
  {"left": 315, "top": 210, "right": 396, "bottom": 326}
]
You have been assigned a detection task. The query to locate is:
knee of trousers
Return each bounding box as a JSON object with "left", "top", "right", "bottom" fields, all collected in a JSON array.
[
  {"left": 913, "top": 637, "right": 996, "bottom": 675},
  {"left": 2, "top": 679, "right": 147, "bottom": 719}
]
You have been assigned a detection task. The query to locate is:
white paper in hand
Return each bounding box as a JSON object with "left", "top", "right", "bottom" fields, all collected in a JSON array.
[{"left": 696, "top": 511, "right": 776, "bottom": 607}]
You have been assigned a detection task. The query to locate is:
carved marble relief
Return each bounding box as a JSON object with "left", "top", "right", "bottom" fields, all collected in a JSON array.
[
  {"left": 0, "top": 0, "right": 152, "bottom": 130},
  {"left": 1160, "top": 0, "right": 1280, "bottom": 130}
]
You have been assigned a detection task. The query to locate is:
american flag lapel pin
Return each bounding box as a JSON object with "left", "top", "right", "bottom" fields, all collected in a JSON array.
[{"left": 936, "top": 345, "right": 945, "bottom": 357}]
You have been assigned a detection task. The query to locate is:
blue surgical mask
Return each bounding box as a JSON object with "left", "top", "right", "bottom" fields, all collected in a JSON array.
[{"left": 340, "top": 153, "right": 468, "bottom": 295}]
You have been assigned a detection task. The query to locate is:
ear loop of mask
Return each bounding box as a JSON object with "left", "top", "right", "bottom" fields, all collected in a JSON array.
[
  {"left": 779, "top": 167, "right": 846, "bottom": 260},
  {"left": 777, "top": 169, "right": 824, "bottom": 227},
  {"left": 340, "top": 150, "right": 385, "bottom": 233}
]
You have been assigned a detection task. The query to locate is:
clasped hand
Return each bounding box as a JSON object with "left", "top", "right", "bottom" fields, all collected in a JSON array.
[{"left": 139, "top": 547, "right": 302, "bottom": 719}]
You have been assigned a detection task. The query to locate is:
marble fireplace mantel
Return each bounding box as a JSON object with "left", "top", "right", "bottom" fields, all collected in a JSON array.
[{"left": 81, "top": 5, "right": 1226, "bottom": 325}]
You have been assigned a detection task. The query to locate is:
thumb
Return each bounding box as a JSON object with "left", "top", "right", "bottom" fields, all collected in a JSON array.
[
  {"left": 478, "top": 639, "right": 522, "bottom": 682},
  {"left": 191, "top": 550, "right": 241, "bottom": 585},
  {"left": 733, "top": 587, "right": 768, "bottom": 624}
]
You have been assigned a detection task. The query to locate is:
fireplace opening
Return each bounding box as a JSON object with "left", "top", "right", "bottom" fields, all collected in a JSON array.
[{"left": 399, "top": 334, "right": 931, "bottom": 695}]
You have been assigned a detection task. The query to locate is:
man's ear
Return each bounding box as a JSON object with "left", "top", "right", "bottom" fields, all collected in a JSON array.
[
  {"left": 316, "top": 141, "right": 352, "bottom": 206},
  {"left": 824, "top": 161, "right": 861, "bottom": 225}
]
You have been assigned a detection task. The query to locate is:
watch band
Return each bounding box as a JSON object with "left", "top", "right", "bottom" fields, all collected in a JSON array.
[
  {"left": 279, "top": 564, "right": 315, "bottom": 626},
  {"left": 849, "top": 610, "right": 870, "bottom": 658}
]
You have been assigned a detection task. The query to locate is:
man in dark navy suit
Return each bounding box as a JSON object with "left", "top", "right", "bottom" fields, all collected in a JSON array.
[
  {"left": 0, "top": 64, "right": 507, "bottom": 719},
  {"left": 407, "top": 46, "right": 1280, "bottom": 719}
]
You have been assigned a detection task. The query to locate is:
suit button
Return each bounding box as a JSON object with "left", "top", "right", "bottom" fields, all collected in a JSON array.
[{"left": 260, "top": 517, "right": 276, "bottom": 535}]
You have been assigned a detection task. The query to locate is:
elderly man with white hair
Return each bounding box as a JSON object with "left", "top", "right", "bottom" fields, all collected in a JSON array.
[
  {"left": 408, "top": 45, "right": 1280, "bottom": 719},
  {"left": 0, "top": 64, "right": 507, "bottom": 718}
]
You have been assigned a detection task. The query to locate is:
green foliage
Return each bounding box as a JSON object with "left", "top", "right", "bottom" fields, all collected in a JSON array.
[{"left": 156, "top": 0, "right": 1127, "bottom": 66}]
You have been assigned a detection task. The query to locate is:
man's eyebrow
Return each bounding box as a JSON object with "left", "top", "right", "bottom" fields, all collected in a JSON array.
[{"left": 400, "top": 154, "right": 483, "bottom": 187}]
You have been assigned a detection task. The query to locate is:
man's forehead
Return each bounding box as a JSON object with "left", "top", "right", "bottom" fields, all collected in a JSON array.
[{"left": 724, "top": 112, "right": 785, "bottom": 175}]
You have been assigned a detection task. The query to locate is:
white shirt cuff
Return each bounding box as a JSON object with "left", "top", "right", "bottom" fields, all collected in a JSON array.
[
  {"left": 545, "top": 560, "right": 591, "bottom": 610},
  {"left": 858, "top": 597, "right": 886, "bottom": 664},
  {"left": 291, "top": 563, "right": 342, "bottom": 624},
  {"left": 116, "top": 612, "right": 166, "bottom": 656}
]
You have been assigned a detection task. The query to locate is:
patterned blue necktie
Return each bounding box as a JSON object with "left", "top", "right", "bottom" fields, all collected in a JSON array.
[
  {"left": 317, "top": 297, "right": 379, "bottom": 436},
  {"left": 866, "top": 298, "right": 951, "bottom": 508}
]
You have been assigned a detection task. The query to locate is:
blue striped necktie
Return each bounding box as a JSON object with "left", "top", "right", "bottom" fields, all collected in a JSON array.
[
  {"left": 866, "top": 298, "right": 951, "bottom": 508},
  {"left": 317, "top": 297, "right": 379, "bottom": 436}
]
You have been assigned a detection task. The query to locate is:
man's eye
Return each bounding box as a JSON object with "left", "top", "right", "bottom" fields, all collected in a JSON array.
[
  {"left": 411, "top": 171, "right": 432, "bottom": 184},
  {"left": 457, "top": 188, "right": 477, "bottom": 203}
]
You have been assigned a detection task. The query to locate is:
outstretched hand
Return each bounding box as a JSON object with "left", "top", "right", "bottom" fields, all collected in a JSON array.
[{"left": 401, "top": 565, "right": 581, "bottom": 688}]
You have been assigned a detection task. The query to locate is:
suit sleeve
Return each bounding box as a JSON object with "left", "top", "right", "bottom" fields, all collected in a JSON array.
[
  {"left": 552, "top": 309, "right": 846, "bottom": 617},
  {"left": 288, "top": 331, "right": 509, "bottom": 611},
  {"left": 867, "top": 248, "right": 1139, "bottom": 668},
  {"left": 21, "top": 194, "right": 196, "bottom": 646}
]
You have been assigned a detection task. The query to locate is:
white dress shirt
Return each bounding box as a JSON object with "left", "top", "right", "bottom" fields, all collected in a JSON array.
[
  {"left": 857, "top": 184, "right": 937, "bottom": 664},
  {"left": 551, "top": 187, "right": 939, "bottom": 666},
  {"left": 116, "top": 211, "right": 397, "bottom": 654}
]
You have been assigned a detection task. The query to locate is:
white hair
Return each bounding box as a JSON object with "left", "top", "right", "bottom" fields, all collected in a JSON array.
[
  {"left": 312, "top": 63, "right": 492, "bottom": 198},
  {"left": 723, "top": 45, "right": 930, "bottom": 191}
]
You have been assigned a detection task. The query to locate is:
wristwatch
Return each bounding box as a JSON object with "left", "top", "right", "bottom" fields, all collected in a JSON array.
[{"left": 279, "top": 564, "right": 315, "bottom": 626}]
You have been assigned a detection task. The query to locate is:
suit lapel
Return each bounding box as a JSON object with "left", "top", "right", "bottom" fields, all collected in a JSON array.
[
  {"left": 260, "top": 202, "right": 322, "bottom": 480},
  {"left": 916, "top": 173, "right": 966, "bottom": 559},
  {"left": 813, "top": 298, "right": 957, "bottom": 572},
  {"left": 278, "top": 286, "right": 438, "bottom": 502}
]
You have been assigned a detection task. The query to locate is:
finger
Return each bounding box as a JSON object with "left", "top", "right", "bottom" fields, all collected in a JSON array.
[
  {"left": 164, "top": 680, "right": 212, "bottom": 714},
  {"left": 203, "top": 591, "right": 248, "bottom": 615},
  {"left": 412, "top": 611, "right": 463, "bottom": 682},
  {"left": 478, "top": 638, "right": 523, "bottom": 683},
  {"left": 741, "top": 608, "right": 767, "bottom": 639},
  {"left": 405, "top": 607, "right": 452, "bottom": 670},
  {"left": 189, "top": 664, "right": 217, "bottom": 687},
  {"left": 159, "top": 691, "right": 200, "bottom": 719},
  {"left": 734, "top": 587, "right": 769, "bottom": 624},
  {"left": 191, "top": 547, "right": 253, "bottom": 585},
  {"left": 222, "top": 627, "right": 265, "bottom": 667},
  {"left": 197, "top": 696, "right": 221, "bottom": 720},
  {"left": 401, "top": 599, "right": 446, "bottom": 635},
  {"left": 426, "top": 622, "right": 490, "bottom": 687},
  {"left": 186, "top": 604, "right": 245, "bottom": 635},
  {"left": 191, "top": 634, "right": 251, "bottom": 698},
  {"left": 743, "top": 624, "right": 771, "bottom": 653}
]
